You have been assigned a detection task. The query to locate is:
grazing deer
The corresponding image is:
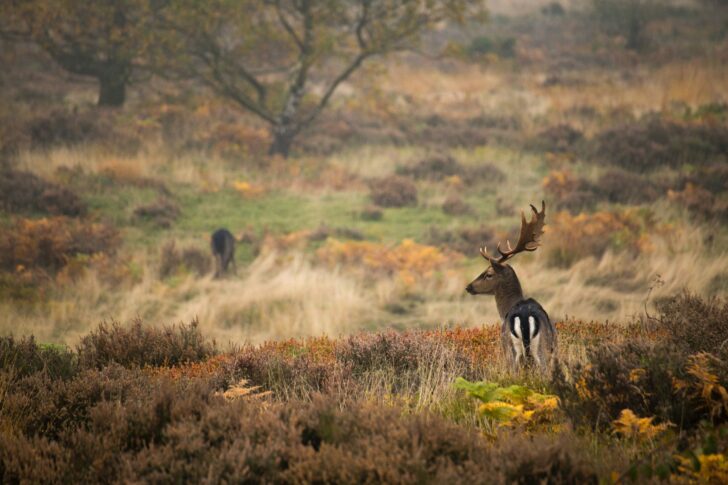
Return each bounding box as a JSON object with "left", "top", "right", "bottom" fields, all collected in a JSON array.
[
  {"left": 465, "top": 201, "right": 556, "bottom": 369},
  {"left": 211, "top": 228, "right": 236, "bottom": 278}
]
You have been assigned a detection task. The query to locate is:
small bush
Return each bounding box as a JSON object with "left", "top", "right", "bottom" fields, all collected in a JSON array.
[
  {"left": 593, "top": 117, "right": 728, "bottom": 171},
  {"left": 426, "top": 225, "right": 496, "bottom": 255},
  {"left": 534, "top": 124, "right": 583, "bottom": 153},
  {"left": 27, "top": 109, "right": 101, "bottom": 148},
  {"left": 360, "top": 205, "right": 383, "bottom": 221},
  {"left": 133, "top": 198, "right": 180, "bottom": 228},
  {"left": 398, "top": 154, "right": 505, "bottom": 186},
  {"left": 442, "top": 195, "right": 472, "bottom": 215},
  {"left": 668, "top": 183, "right": 728, "bottom": 222},
  {"left": 466, "top": 35, "right": 517, "bottom": 58},
  {"left": 368, "top": 175, "right": 417, "bottom": 208},
  {"left": 76, "top": 319, "right": 216, "bottom": 370},
  {"left": 546, "top": 210, "right": 648, "bottom": 267},
  {"left": 542, "top": 2, "right": 566, "bottom": 15},
  {"left": 0, "top": 336, "right": 77, "bottom": 380},
  {"left": 595, "top": 169, "right": 662, "bottom": 204},
  {"left": 158, "top": 240, "right": 211, "bottom": 278},
  {"left": 680, "top": 163, "right": 728, "bottom": 195},
  {"left": 0, "top": 217, "right": 119, "bottom": 274},
  {"left": 658, "top": 292, "right": 728, "bottom": 355},
  {"left": 0, "top": 168, "right": 86, "bottom": 216}
]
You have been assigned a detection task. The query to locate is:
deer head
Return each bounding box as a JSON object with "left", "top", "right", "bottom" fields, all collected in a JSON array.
[{"left": 465, "top": 201, "right": 546, "bottom": 316}]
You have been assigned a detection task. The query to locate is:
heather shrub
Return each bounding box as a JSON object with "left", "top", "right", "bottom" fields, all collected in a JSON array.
[
  {"left": 426, "top": 225, "right": 496, "bottom": 255},
  {"left": 158, "top": 240, "right": 211, "bottom": 278},
  {"left": 27, "top": 109, "right": 101, "bottom": 148},
  {"left": 658, "top": 292, "right": 728, "bottom": 355},
  {"left": 595, "top": 169, "right": 662, "bottom": 204},
  {"left": 336, "top": 331, "right": 455, "bottom": 376},
  {"left": 0, "top": 217, "right": 119, "bottom": 273},
  {"left": 668, "top": 183, "right": 728, "bottom": 222},
  {"left": 442, "top": 195, "right": 472, "bottom": 215},
  {"left": 359, "top": 205, "right": 383, "bottom": 221},
  {"left": 0, "top": 168, "right": 86, "bottom": 216},
  {"left": 24, "top": 109, "right": 140, "bottom": 154},
  {"left": 229, "top": 344, "right": 342, "bottom": 398},
  {"left": 0, "top": 336, "right": 76, "bottom": 380},
  {"left": 533, "top": 124, "right": 583, "bottom": 153},
  {"left": 553, "top": 341, "right": 685, "bottom": 430},
  {"left": 76, "top": 319, "right": 216, "bottom": 370},
  {"left": 593, "top": 117, "right": 728, "bottom": 171},
  {"left": 368, "top": 175, "right": 417, "bottom": 207},
  {"left": 554, "top": 295, "right": 728, "bottom": 432},
  {"left": 497, "top": 433, "right": 598, "bottom": 484},
  {"left": 680, "top": 163, "right": 728, "bottom": 194},
  {"left": 396, "top": 154, "right": 505, "bottom": 185},
  {"left": 133, "top": 198, "right": 180, "bottom": 228}
]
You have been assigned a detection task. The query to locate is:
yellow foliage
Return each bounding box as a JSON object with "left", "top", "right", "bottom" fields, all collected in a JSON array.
[
  {"left": 677, "top": 453, "right": 728, "bottom": 484},
  {"left": 317, "top": 238, "right": 456, "bottom": 286},
  {"left": 611, "top": 409, "right": 670, "bottom": 442},
  {"left": 548, "top": 209, "right": 647, "bottom": 266},
  {"left": 674, "top": 353, "right": 728, "bottom": 421},
  {"left": 232, "top": 180, "right": 266, "bottom": 199},
  {"left": 215, "top": 379, "right": 271, "bottom": 401},
  {"left": 455, "top": 379, "right": 561, "bottom": 432}
]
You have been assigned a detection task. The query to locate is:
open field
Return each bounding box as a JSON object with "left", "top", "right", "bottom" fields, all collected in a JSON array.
[{"left": 1, "top": 0, "right": 727, "bottom": 482}]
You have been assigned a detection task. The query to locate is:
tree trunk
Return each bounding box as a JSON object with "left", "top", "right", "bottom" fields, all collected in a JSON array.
[
  {"left": 98, "top": 73, "right": 127, "bottom": 107},
  {"left": 268, "top": 125, "right": 296, "bottom": 158}
]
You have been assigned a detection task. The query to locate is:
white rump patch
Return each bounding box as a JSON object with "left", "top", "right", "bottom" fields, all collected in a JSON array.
[
  {"left": 513, "top": 316, "right": 522, "bottom": 338},
  {"left": 528, "top": 315, "right": 536, "bottom": 338}
]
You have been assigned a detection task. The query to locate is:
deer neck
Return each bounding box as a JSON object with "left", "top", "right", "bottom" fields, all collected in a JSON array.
[{"left": 494, "top": 271, "right": 524, "bottom": 320}]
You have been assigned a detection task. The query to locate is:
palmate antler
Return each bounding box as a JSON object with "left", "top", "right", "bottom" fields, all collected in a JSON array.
[{"left": 480, "top": 201, "right": 546, "bottom": 265}]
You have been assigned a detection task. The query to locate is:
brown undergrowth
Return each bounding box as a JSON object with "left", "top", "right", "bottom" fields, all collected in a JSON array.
[{"left": 1, "top": 293, "right": 726, "bottom": 482}]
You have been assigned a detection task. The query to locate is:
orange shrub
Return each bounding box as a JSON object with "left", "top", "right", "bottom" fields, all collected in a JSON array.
[
  {"left": 0, "top": 217, "right": 119, "bottom": 275},
  {"left": 317, "top": 239, "right": 457, "bottom": 285},
  {"left": 546, "top": 210, "right": 650, "bottom": 267}
]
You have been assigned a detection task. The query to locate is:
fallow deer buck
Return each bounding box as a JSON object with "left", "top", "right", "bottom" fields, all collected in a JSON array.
[{"left": 465, "top": 201, "right": 556, "bottom": 369}]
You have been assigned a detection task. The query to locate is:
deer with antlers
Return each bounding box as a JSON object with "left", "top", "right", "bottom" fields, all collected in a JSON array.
[{"left": 465, "top": 201, "right": 556, "bottom": 370}]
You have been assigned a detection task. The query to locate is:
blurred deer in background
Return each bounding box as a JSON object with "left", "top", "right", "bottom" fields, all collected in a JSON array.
[
  {"left": 211, "top": 228, "right": 236, "bottom": 278},
  {"left": 465, "top": 201, "right": 556, "bottom": 369}
]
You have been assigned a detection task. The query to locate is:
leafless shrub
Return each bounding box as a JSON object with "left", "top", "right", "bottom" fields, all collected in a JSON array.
[
  {"left": 0, "top": 168, "right": 86, "bottom": 216},
  {"left": 368, "top": 175, "right": 417, "bottom": 208},
  {"left": 533, "top": 124, "right": 583, "bottom": 152},
  {"left": 593, "top": 117, "right": 728, "bottom": 171},
  {"left": 442, "top": 195, "right": 472, "bottom": 215},
  {"left": 426, "top": 225, "right": 496, "bottom": 254},
  {"left": 133, "top": 198, "right": 180, "bottom": 228}
]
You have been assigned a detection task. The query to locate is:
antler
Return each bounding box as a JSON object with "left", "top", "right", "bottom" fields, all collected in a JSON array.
[{"left": 479, "top": 201, "right": 546, "bottom": 265}]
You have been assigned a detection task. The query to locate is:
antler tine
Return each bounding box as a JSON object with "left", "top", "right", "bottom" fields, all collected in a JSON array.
[
  {"left": 493, "top": 201, "right": 547, "bottom": 263},
  {"left": 480, "top": 245, "right": 497, "bottom": 262}
]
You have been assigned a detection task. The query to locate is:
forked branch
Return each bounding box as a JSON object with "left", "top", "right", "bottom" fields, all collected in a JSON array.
[{"left": 480, "top": 201, "right": 546, "bottom": 265}]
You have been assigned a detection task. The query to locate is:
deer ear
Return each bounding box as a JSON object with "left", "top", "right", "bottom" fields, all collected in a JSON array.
[{"left": 491, "top": 260, "right": 506, "bottom": 272}]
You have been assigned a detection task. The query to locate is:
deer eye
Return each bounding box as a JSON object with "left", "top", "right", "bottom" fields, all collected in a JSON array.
[{"left": 484, "top": 273, "right": 492, "bottom": 280}]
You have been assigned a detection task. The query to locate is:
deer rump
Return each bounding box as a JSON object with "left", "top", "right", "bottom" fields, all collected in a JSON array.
[
  {"left": 211, "top": 228, "right": 235, "bottom": 276},
  {"left": 501, "top": 298, "right": 555, "bottom": 368}
]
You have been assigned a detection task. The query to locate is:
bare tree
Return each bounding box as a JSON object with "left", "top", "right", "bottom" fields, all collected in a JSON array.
[{"left": 154, "top": 0, "right": 486, "bottom": 157}]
